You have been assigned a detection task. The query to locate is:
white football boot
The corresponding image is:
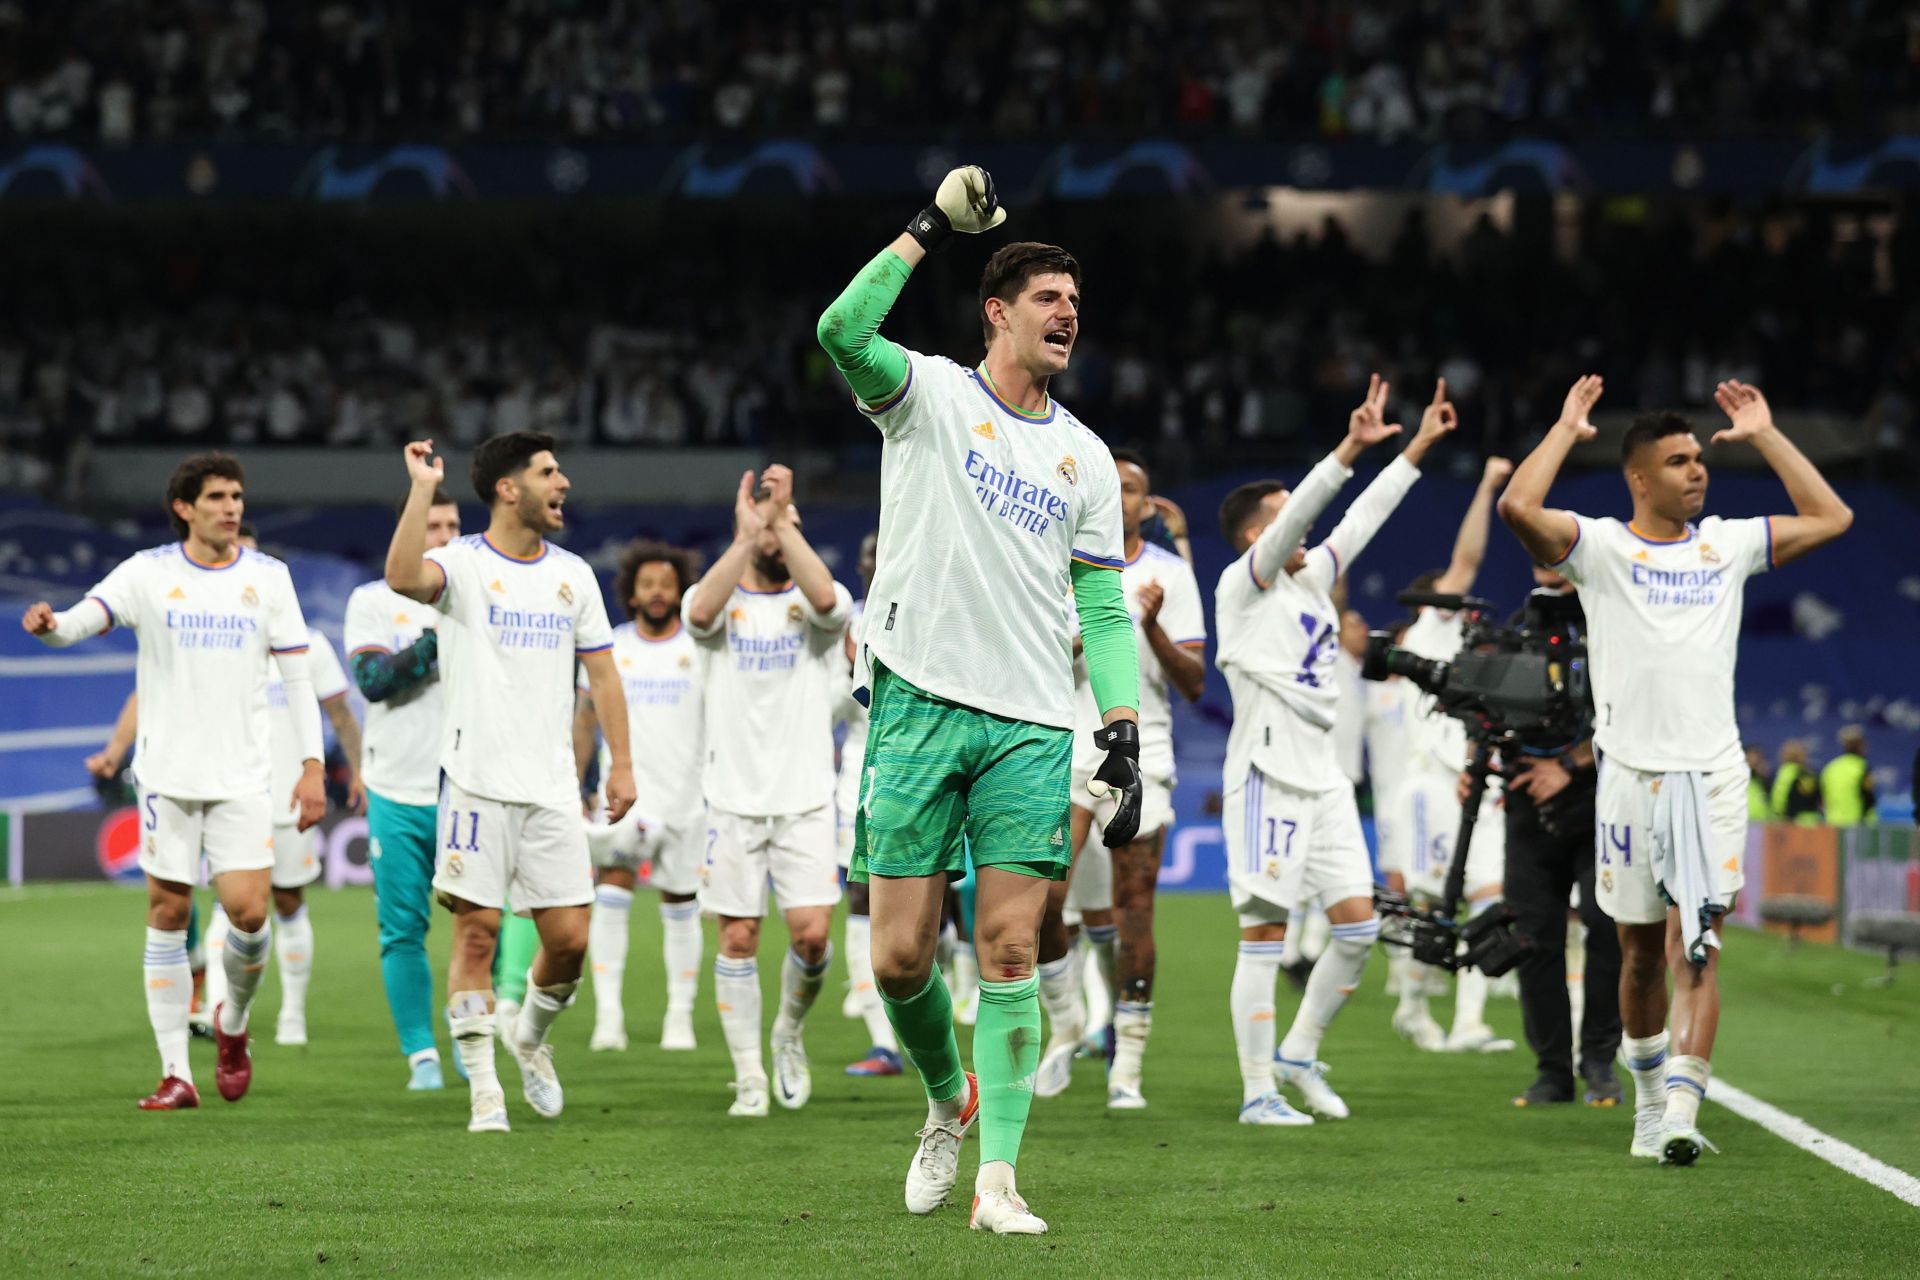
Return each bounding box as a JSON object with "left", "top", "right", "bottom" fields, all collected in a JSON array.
[
  {"left": 1277, "top": 1057, "right": 1350, "bottom": 1120},
  {"left": 905, "top": 1073, "right": 978, "bottom": 1214}
]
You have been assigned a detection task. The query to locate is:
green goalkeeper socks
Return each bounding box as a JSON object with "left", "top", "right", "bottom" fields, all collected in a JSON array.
[
  {"left": 974, "top": 974, "right": 1041, "bottom": 1167},
  {"left": 493, "top": 911, "right": 540, "bottom": 1003},
  {"left": 881, "top": 969, "right": 965, "bottom": 1104}
]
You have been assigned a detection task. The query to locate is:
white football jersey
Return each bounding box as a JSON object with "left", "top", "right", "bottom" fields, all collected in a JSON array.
[
  {"left": 1363, "top": 678, "right": 1410, "bottom": 806},
  {"left": 1071, "top": 541, "right": 1205, "bottom": 778},
  {"left": 577, "top": 620, "right": 704, "bottom": 827},
  {"left": 1332, "top": 648, "right": 1365, "bottom": 786},
  {"left": 1556, "top": 514, "right": 1771, "bottom": 773},
  {"left": 1216, "top": 455, "right": 1420, "bottom": 795},
  {"left": 343, "top": 580, "right": 445, "bottom": 807},
  {"left": 424, "top": 534, "right": 614, "bottom": 808},
  {"left": 856, "top": 350, "right": 1125, "bottom": 729},
  {"left": 266, "top": 626, "right": 349, "bottom": 823},
  {"left": 83, "top": 543, "right": 311, "bottom": 801},
  {"left": 686, "top": 580, "right": 852, "bottom": 817},
  {"left": 1398, "top": 608, "right": 1470, "bottom": 777},
  {"left": 836, "top": 600, "right": 870, "bottom": 779}
]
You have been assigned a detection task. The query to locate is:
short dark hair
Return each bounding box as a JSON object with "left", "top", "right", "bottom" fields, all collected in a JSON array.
[
  {"left": 613, "top": 540, "right": 702, "bottom": 620},
  {"left": 392, "top": 486, "right": 459, "bottom": 519},
  {"left": 1110, "top": 447, "right": 1150, "bottom": 485},
  {"left": 1218, "top": 480, "right": 1285, "bottom": 550},
  {"left": 1620, "top": 411, "right": 1695, "bottom": 466},
  {"left": 472, "top": 432, "right": 558, "bottom": 506},
  {"left": 979, "top": 242, "right": 1081, "bottom": 346},
  {"left": 1406, "top": 569, "right": 1442, "bottom": 595},
  {"left": 166, "top": 451, "right": 245, "bottom": 537}
]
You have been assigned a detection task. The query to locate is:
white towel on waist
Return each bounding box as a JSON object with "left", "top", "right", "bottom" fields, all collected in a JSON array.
[{"left": 1649, "top": 770, "right": 1723, "bottom": 966}]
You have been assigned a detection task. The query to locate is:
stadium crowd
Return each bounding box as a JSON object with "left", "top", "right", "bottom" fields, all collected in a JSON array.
[
  {"left": 0, "top": 197, "right": 1914, "bottom": 495},
  {"left": 0, "top": 0, "right": 1916, "bottom": 144}
]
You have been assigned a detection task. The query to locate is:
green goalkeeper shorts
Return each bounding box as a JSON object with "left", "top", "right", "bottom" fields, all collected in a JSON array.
[{"left": 849, "top": 659, "right": 1073, "bottom": 883}]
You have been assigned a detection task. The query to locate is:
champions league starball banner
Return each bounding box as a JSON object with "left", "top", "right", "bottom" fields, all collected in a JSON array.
[{"left": 13, "top": 805, "right": 375, "bottom": 889}]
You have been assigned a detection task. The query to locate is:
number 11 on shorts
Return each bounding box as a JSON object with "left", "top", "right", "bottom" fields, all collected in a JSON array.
[{"left": 445, "top": 810, "right": 479, "bottom": 853}]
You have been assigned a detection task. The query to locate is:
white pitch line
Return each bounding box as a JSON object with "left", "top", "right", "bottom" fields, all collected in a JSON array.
[{"left": 1713, "top": 1078, "right": 1920, "bottom": 1207}]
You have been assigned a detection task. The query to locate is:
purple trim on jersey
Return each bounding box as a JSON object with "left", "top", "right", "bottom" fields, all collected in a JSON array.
[
  {"left": 1764, "top": 515, "right": 1776, "bottom": 568},
  {"left": 179, "top": 544, "right": 243, "bottom": 572},
  {"left": 1072, "top": 549, "right": 1124, "bottom": 570},
  {"left": 271, "top": 644, "right": 309, "bottom": 655},
  {"left": 1173, "top": 636, "right": 1207, "bottom": 648},
  {"left": 1247, "top": 555, "right": 1270, "bottom": 591},
  {"left": 86, "top": 595, "right": 116, "bottom": 630},
  {"left": 1548, "top": 521, "right": 1581, "bottom": 567},
  {"left": 348, "top": 644, "right": 392, "bottom": 656},
  {"left": 575, "top": 642, "right": 613, "bottom": 655},
  {"left": 1625, "top": 521, "right": 1695, "bottom": 546},
  {"left": 968, "top": 368, "right": 1057, "bottom": 424},
  {"left": 633, "top": 620, "right": 685, "bottom": 643},
  {"left": 739, "top": 583, "right": 797, "bottom": 596},
  {"left": 856, "top": 364, "right": 913, "bottom": 416},
  {"left": 1323, "top": 542, "right": 1343, "bottom": 578},
  {"left": 480, "top": 533, "right": 548, "bottom": 564}
]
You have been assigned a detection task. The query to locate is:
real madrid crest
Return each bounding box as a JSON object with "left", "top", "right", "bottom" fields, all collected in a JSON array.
[
  {"left": 1056, "top": 455, "right": 1079, "bottom": 487},
  {"left": 240, "top": 585, "right": 259, "bottom": 607},
  {"left": 788, "top": 603, "right": 805, "bottom": 623},
  {"left": 447, "top": 855, "right": 464, "bottom": 877},
  {"left": 558, "top": 581, "right": 574, "bottom": 605},
  {"left": 1698, "top": 543, "right": 1720, "bottom": 566}
]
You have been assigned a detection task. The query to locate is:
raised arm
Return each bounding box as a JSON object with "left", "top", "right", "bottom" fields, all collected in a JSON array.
[
  {"left": 1310, "top": 380, "right": 1458, "bottom": 584},
  {"left": 1711, "top": 380, "right": 1853, "bottom": 565},
  {"left": 1433, "top": 455, "right": 1513, "bottom": 596},
  {"left": 350, "top": 631, "right": 439, "bottom": 703},
  {"left": 1137, "top": 582, "right": 1206, "bottom": 703},
  {"left": 1246, "top": 376, "right": 1403, "bottom": 588},
  {"left": 1498, "top": 375, "right": 1601, "bottom": 565},
  {"left": 684, "top": 471, "right": 764, "bottom": 633},
  {"left": 816, "top": 165, "right": 1006, "bottom": 409},
  {"left": 386, "top": 441, "right": 449, "bottom": 603},
  {"left": 757, "top": 465, "right": 839, "bottom": 617}
]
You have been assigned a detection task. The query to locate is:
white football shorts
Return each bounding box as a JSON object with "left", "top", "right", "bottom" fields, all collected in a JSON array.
[
  {"left": 1223, "top": 764, "right": 1373, "bottom": 929},
  {"left": 432, "top": 779, "right": 593, "bottom": 914},
  {"left": 1595, "top": 756, "right": 1749, "bottom": 926},
  {"left": 138, "top": 789, "right": 275, "bottom": 885},
  {"left": 699, "top": 803, "right": 842, "bottom": 919},
  {"left": 1378, "top": 770, "right": 1505, "bottom": 901},
  {"left": 270, "top": 820, "right": 323, "bottom": 890}
]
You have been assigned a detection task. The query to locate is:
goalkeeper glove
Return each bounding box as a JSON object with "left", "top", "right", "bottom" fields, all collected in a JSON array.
[
  {"left": 1087, "top": 720, "right": 1143, "bottom": 847},
  {"left": 905, "top": 165, "right": 1008, "bottom": 252}
]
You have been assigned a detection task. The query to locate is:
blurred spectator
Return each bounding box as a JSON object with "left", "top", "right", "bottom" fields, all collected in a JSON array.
[
  {"left": 0, "top": 1, "right": 1916, "bottom": 145},
  {"left": 1772, "top": 740, "right": 1823, "bottom": 826},
  {"left": 1744, "top": 743, "right": 1773, "bottom": 823},
  {"left": 1819, "top": 726, "right": 1877, "bottom": 828}
]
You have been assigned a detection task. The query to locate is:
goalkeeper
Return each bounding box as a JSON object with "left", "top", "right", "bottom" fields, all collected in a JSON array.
[{"left": 816, "top": 166, "right": 1141, "bottom": 1237}]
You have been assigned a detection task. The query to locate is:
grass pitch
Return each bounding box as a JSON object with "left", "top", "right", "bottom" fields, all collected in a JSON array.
[{"left": 1, "top": 885, "right": 1914, "bottom": 1277}]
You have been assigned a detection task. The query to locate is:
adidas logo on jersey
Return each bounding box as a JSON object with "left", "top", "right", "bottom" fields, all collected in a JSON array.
[
  {"left": 489, "top": 579, "right": 506, "bottom": 593},
  {"left": 167, "top": 586, "right": 187, "bottom": 600},
  {"left": 972, "top": 420, "right": 996, "bottom": 440}
]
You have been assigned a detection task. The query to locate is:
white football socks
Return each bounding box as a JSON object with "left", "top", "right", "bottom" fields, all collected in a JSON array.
[
  {"left": 143, "top": 927, "right": 193, "bottom": 1084},
  {"left": 514, "top": 978, "right": 577, "bottom": 1049},
  {"left": 1037, "top": 954, "right": 1084, "bottom": 1043},
  {"left": 1111, "top": 1000, "right": 1152, "bottom": 1090},
  {"left": 448, "top": 989, "right": 499, "bottom": 1091},
  {"left": 1393, "top": 953, "right": 1429, "bottom": 1019},
  {"left": 1453, "top": 963, "right": 1491, "bottom": 1033},
  {"left": 843, "top": 914, "right": 897, "bottom": 1051},
  {"left": 274, "top": 904, "right": 314, "bottom": 1026},
  {"left": 218, "top": 920, "right": 272, "bottom": 1035},
  {"left": 1622, "top": 1030, "right": 1670, "bottom": 1118},
  {"left": 204, "top": 903, "right": 231, "bottom": 1012},
  {"left": 660, "top": 899, "right": 701, "bottom": 1018},
  {"left": 1278, "top": 918, "right": 1376, "bottom": 1065},
  {"left": 714, "top": 954, "right": 763, "bottom": 1082},
  {"left": 588, "top": 884, "right": 634, "bottom": 1034},
  {"left": 1231, "top": 941, "right": 1282, "bottom": 1103},
  {"left": 1083, "top": 922, "right": 1117, "bottom": 1030},
  {"left": 774, "top": 944, "right": 831, "bottom": 1036},
  {"left": 1665, "top": 1054, "right": 1710, "bottom": 1128}
]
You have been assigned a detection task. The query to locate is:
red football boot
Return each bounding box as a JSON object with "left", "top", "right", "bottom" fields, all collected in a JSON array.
[
  {"left": 138, "top": 1076, "right": 200, "bottom": 1110},
  {"left": 212, "top": 1003, "right": 253, "bottom": 1101}
]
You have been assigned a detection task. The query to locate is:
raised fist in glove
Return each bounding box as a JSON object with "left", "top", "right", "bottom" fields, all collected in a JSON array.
[
  {"left": 906, "top": 165, "right": 1008, "bottom": 252},
  {"left": 1088, "top": 720, "right": 1143, "bottom": 847}
]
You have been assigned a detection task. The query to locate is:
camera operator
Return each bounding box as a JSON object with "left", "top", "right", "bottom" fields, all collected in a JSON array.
[{"left": 1494, "top": 565, "right": 1621, "bottom": 1108}]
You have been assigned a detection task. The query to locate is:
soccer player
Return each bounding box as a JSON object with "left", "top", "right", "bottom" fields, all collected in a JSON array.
[
  {"left": 816, "top": 166, "right": 1142, "bottom": 1235},
  {"left": 1217, "top": 376, "right": 1457, "bottom": 1127},
  {"left": 384, "top": 432, "right": 635, "bottom": 1134},
  {"left": 345, "top": 486, "right": 463, "bottom": 1090},
  {"left": 22, "top": 452, "right": 325, "bottom": 1109},
  {"left": 1379, "top": 456, "right": 1519, "bottom": 1054},
  {"left": 835, "top": 530, "right": 907, "bottom": 1076},
  {"left": 574, "top": 539, "right": 706, "bottom": 1053},
  {"left": 683, "top": 465, "right": 850, "bottom": 1116},
  {"left": 1498, "top": 376, "right": 1852, "bottom": 1164},
  {"left": 1034, "top": 448, "right": 1205, "bottom": 1109}
]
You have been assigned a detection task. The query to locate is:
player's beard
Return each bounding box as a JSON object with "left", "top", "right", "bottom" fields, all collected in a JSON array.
[
  {"left": 637, "top": 600, "right": 675, "bottom": 631},
  {"left": 518, "top": 490, "right": 560, "bottom": 532},
  {"left": 752, "top": 551, "right": 790, "bottom": 586}
]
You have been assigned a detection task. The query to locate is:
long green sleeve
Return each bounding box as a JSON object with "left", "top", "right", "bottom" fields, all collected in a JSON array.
[
  {"left": 815, "top": 248, "right": 914, "bottom": 405},
  {"left": 1073, "top": 561, "right": 1139, "bottom": 717}
]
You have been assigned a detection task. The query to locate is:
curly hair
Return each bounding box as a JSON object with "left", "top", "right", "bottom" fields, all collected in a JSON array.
[{"left": 613, "top": 540, "right": 703, "bottom": 620}]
